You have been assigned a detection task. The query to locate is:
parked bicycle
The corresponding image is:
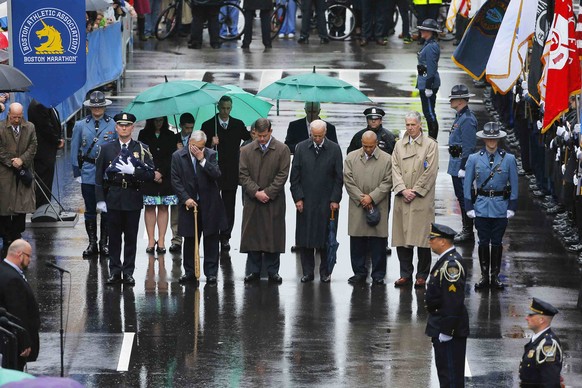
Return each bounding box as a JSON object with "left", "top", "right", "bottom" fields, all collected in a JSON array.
[{"left": 156, "top": 0, "right": 245, "bottom": 41}]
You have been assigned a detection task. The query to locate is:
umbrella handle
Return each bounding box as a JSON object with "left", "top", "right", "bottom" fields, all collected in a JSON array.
[{"left": 330, "top": 208, "right": 335, "bottom": 221}]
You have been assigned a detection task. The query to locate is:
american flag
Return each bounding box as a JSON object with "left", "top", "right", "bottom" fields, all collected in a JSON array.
[{"left": 446, "top": 0, "right": 472, "bottom": 32}]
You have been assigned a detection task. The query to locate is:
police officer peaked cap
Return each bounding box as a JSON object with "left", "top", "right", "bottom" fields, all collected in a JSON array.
[
  {"left": 418, "top": 19, "right": 440, "bottom": 33},
  {"left": 476, "top": 122, "right": 507, "bottom": 139},
  {"left": 429, "top": 223, "right": 457, "bottom": 240},
  {"left": 83, "top": 91, "right": 112, "bottom": 107},
  {"left": 364, "top": 107, "right": 385, "bottom": 119},
  {"left": 529, "top": 298, "right": 559, "bottom": 316},
  {"left": 449, "top": 84, "right": 475, "bottom": 100},
  {"left": 114, "top": 112, "right": 137, "bottom": 125}
]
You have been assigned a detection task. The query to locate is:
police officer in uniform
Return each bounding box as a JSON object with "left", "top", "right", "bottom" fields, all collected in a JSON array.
[
  {"left": 347, "top": 107, "right": 396, "bottom": 155},
  {"left": 416, "top": 19, "right": 441, "bottom": 140},
  {"left": 519, "top": 298, "right": 563, "bottom": 387},
  {"left": 95, "top": 113, "right": 155, "bottom": 285},
  {"left": 463, "top": 122, "right": 519, "bottom": 290},
  {"left": 70, "top": 91, "right": 117, "bottom": 258},
  {"left": 448, "top": 84, "right": 478, "bottom": 243},
  {"left": 425, "top": 223, "right": 469, "bottom": 388}
]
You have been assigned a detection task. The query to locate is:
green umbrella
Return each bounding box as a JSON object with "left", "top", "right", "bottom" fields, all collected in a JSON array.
[
  {"left": 0, "top": 368, "right": 35, "bottom": 385},
  {"left": 125, "top": 80, "right": 227, "bottom": 121}
]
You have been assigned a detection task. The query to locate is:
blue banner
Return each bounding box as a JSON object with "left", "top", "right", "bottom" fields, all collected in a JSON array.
[{"left": 11, "top": 0, "right": 86, "bottom": 107}]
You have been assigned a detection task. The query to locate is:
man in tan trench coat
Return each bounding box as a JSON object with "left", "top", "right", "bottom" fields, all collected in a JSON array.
[
  {"left": 344, "top": 131, "right": 393, "bottom": 285},
  {"left": 240, "top": 118, "right": 290, "bottom": 284},
  {"left": 0, "top": 103, "right": 37, "bottom": 256},
  {"left": 392, "top": 111, "right": 438, "bottom": 288}
]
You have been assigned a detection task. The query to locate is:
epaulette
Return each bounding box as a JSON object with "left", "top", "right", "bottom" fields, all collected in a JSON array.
[
  {"left": 479, "top": 150, "right": 485, "bottom": 156},
  {"left": 499, "top": 149, "right": 506, "bottom": 157},
  {"left": 535, "top": 336, "right": 562, "bottom": 364},
  {"left": 85, "top": 115, "right": 92, "bottom": 123},
  {"left": 103, "top": 115, "right": 111, "bottom": 123}
]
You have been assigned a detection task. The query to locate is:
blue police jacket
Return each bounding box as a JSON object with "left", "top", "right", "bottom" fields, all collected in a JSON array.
[
  {"left": 416, "top": 37, "right": 440, "bottom": 91},
  {"left": 70, "top": 114, "right": 117, "bottom": 184},
  {"left": 463, "top": 148, "right": 519, "bottom": 217},
  {"left": 447, "top": 106, "right": 477, "bottom": 176}
]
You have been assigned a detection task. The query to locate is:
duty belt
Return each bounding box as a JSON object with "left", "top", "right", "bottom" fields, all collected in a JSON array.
[
  {"left": 107, "top": 179, "right": 140, "bottom": 189},
  {"left": 82, "top": 155, "right": 96, "bottom": 164},
  {"left": 477, "top": 189, "right": 505, "bottom": 197},
  {"left": 448, "top": 145, "right": 462, "bottom": 157}
]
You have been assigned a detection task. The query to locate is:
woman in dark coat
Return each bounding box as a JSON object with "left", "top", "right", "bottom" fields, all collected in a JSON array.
[{"left": 138, "top": 117, "right": 178, "bottom": 253}]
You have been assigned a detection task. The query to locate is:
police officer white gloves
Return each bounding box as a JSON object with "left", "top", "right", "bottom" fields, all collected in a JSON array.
[
  {"left": 576, "top": 146, "right": 582, "bottom": 160},
  {"left": 75, "top": 176, "right": 82, "bottom": 183},
  {"left": 506, "top": 210, "right": 515, "bottom": 218},
  {"left": 466, "top": 210, "right": 476, "bottom": 219},
  {"left": 457, "top": 169, "right": 465, "bottom": 178},
  {"left": 556, "top": 126, "right": 566, "bottom": 137},
  {"left": 97, "top": 201, "right": 107, "bottom": 213},
  {"left": 115, "top": 159, "right": 135, "bottom": 175},
  {"left": 424, "top": 89, "right": 433, "bottom": 98},
  {"left": 438, "top": 333, "right": 453, "bottom": 343}
]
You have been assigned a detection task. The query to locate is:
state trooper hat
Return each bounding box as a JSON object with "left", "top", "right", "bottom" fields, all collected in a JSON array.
[
  {"left": 364, "top": 107, "right": 385, "bottom": 120},
  {"left": 476, "top": 122, "right": 507, "bottom": 139},
  {"left": 83, "top": 91, "right": 112, "bottom": 107},
  {"left": 418, "top": 18, "right": 441, "bottom": 33},
  {"left": 429, "top": 223, "right": 457, "bottom": 240},
  {"left": 529, "top": 298, "right": 559, "bottom": 316},
  {"left": 114, "top": 112, "right": 137, "bottom": 125},
  {"left": 449, "top": 84, "right": 475, "bottom": 100}
]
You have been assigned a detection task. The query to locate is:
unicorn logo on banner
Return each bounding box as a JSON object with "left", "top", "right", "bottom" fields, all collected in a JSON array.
[{"left": 35, "top": 19, "right": 64, "bottom": 55}]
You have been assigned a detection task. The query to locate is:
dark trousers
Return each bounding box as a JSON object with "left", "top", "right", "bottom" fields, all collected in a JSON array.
[
  {"left": 81, "top": 183, "right": 97, "bottom": 220},
  {"left": 396, "top": 246, "right": 431, "bottom": 279},
  {"left": 0, "top": 214, "right": 26, "bottom": 245},
  {"left": 183, "top": 233, "right": 219, "bottom": 278},
  {"left": 454, "top": 15, "right": 469, "bottom": 42},
  {"left": 452, "top": 176, "right": 465, "bottom": 213},
  {"left": 350, "top": 236, "right": 387, "bottom": 281},
  {"left": 515, "top": 115, "right": 531, "bottom": 172},
  {"left": 416, "top": 4, "right": 440, "bottom": 25},
  {"left": 395, "top": 0, "right": 410, "bottom": 37},
  {"left": 246, "top": 251, "right": 280, "bottom": 275},
  {"left": 242, "top": 9, "right": 271, "bottom": 46},
  {"left": 299, "top": 0, "right": 327, "bottom": 38},
  {"left": 220, "top": 188, "right": 237, "bottom": 240},
  {"left": 475, "top": 217, "right": 508, "bottom": 246},
  {"left": 432, "top": 336, "right": 467, "bottom": 388},
  {"left": 191, "top": 5, "right": 221, "bottom": 46},
  {"left": 420, "top": 88, "right": 438, "bottom": 124},
  {"left": 300, "top": 247, "right": 328, "bottom": 277},
  {"left": 361, "top": 0, "right": 388, "bottom": 40},
  {"left": 108, "top": 209, "right": 141, "bottom": 277},
  {"left": 34, "top": 154, "right": 57, "bottom": 208}
]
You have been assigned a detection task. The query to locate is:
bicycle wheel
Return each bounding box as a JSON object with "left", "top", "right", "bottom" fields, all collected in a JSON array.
[
  {"left": 325, "top": 4, "right": 355, "bottom": 41},
  {"left": 219, "top": 3, "right": 245, "bottom": 41},
  {"left": 270, "top": 4, "right": 287, "bottom": 40},
  {"left": 155, "top": 3, "right": 179, "bottom": 40}
]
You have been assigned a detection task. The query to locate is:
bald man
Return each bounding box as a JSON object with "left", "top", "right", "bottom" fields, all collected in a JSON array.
[{"left": 284, "top": 102, "right": 338, "bottom": 154}]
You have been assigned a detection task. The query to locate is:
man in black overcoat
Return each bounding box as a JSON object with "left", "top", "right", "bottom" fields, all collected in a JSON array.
[
  {"left": 285, "top": 101, "right": 338, "bottom": 154},
  {"left": 290, "top": 120, "right": 343, "bottom": 282},
  {"left": 171, "top": 130, "right": 227, "bottom": 284}
]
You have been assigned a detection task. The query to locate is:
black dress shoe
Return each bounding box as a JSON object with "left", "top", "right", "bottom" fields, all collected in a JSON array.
[
  {"left": 386, "top": 247, "right": 392, "bottom": 255},
  {"left": 241, "top": 43, "right": 250, "bottom": 49},
  {"left": 124, "top": 275, "right": 135, "bottom": 285},
  {"left": 179, "top": 274, "right": 197, "bottom": 283},
  {"left": 156, "top": 246, "right": 166, "bottom": 254},
  {"left": 187, "top": 42, "right": 201, "bottom": 49},
  {"left": 244, "top": 273, "right": 260, "bottom": 283},
  {"left": 359, "top": 38, "right": 368, "bottom": 47},
  {"left": 221, "top": 241, "right": 231, "bottom": 252},
  {"left": 372, "top": 279, "right": 385, "bottom": 285},
  {"left": 106, "top": 274, "right": 122, "bottom": 284},
  {"left": 320, "top": 275, "right": 331, "bottom": 283},
  {"left": 320, "top": 37, "right": 330, "bottom": 44},
  {"left": 301, "top": 274, "right": 314, "bottom": 283},
  {"left": 375, "top": 39, "right": 386, "bottom": 46},
  {"left": 268, "top": 273, "right": 283, "bottom": 283},
  {"left": 348, "top": 274, "right": 366, "bottom": 284},
  {"left": 169, "top": 244, "right": 182, "bottom": 253},
  {"left": 290, "top": 245, "right": 297, "bottom": 252},
  {"left": 207, "top": 276, "right": 217, "bottom": 284},
  {"left": 297, "top": 36, "right": 309, "bottom": 44},
  {"left": 211, "top": 43, "right": 221, "bottom": 49}
]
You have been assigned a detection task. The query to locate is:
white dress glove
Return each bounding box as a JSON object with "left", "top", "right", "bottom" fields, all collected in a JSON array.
[
  {"left": 439, "top": 333, "right": 453, "bottom": 343},
  {"left": 562, "top": 164, "right": 566, "bottom": 175},
  {"left": 424, "top": 89, "right": 433, "bottom": 98},
  {"left": 574, "top": 124, "right": 581, "bottom": 134},
  {"left": 564, "top": 131, "right": 570, "bottom": 142},
  {"left": 466, "top": 210, "right": 476, "bottom": 219},
  {"left": 556, "top": 126, "right": 565, "bottom": 137},
  {"left": 576, "top": 147, "right": 582, "bottom": 160},
  {"left": 457, "top": 169, "right": 465, "bottom": 178},
  {"left": 115, "top": 159, "right": 135, "bottom": 175},
  {"left": 507, "top": 210, "right": 515, "bottom": 218},
  {"left": 536, "top": 120, "right": 542, "bottom": 130},
  {"left": 75, "top": 176, "right": 82, "bottom": 183},
  {"left": 96, "top": 201, "right": 107, "bottom": 213},
  {"left": 574, "top": 175, "right": 579, "bottom": 186}
]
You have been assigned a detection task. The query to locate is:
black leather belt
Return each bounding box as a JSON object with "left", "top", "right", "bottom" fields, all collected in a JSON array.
[
  {"left": 82, "top": 155, "right": 96, "bottom": 164},
  {"left": 477, "top": 189, "right": 505, "bottom": 197},
  {"left": 107, "top": 180, "right": 140, "bottom": 189}
]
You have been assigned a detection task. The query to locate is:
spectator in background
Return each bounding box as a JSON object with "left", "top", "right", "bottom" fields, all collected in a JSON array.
[
  {"left": 297, "top": 0, "right": 329, "bottom": 44},
  {"left": 360, "top": 0, "right": 389, "bottom": 46},
  {"left": 134, "top": 0, "right": 151, "bottom": 41},
  {"left": 277, "top": 0, "right": 296, "bottom": 39},
  {"left": 145, "top": 0, "right": 162, "bottom": 38},
  {"left": 189, "top": 0, "right": 221, "bottom": 49},
  {"left": 220, "top": 1, "right": 242, "bottom": 38},
  {"left": 241, "top": 0, "right": 272, "bottom": 49}
]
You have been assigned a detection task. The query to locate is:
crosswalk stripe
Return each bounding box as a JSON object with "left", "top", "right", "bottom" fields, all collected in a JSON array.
[{"left": 116, "top": 332, "right": 135, "bottom": 371}]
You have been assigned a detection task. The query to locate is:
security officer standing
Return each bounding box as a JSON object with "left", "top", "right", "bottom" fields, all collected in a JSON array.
[
  {"left": 70, "top": 91, "right": 117, "bottom": 258},
  {"left": 416, "top": 19, "right": 441, "bottom": 140},
  {"left": 448, "top": 84, "right": 478, "bottom": 243},
  {"left": 463, "top": 122, "right": 519, "bottom": 290},
  {"left": 425, "top": 223, "right": 469, "bottom": 388},
  {"left": 347, "top": 107, "right": 396, "bottom": 155},
  {"left": 95, "top": 113, "right": 155, "bottom": 285},
  {"left": 519, "top": 298, "right": 563, "bottom": 387}
]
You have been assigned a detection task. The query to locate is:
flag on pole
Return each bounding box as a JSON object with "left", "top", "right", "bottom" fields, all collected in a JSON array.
[
  {"left": 485, "top": 0, "right": 538, "bottom": 94},
  {"left": 451, "top": 0, "right": 510, "bottom": 80},
  {"left": 541, "top": 0, "right": 581, "bottom": 132},
  {"left": 446, "top": 0, "right": 471, "bottom": 32},
  {"left": 576, "top": 10, "right": 582, "bottom": 58},
  {"left": 528, "top": 0, "right": 553, "bottom": 104}
]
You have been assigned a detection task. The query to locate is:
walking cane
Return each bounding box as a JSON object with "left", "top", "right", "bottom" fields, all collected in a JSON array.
[{"left": 194, "top": 205, "right": 201, "bottom": 280}]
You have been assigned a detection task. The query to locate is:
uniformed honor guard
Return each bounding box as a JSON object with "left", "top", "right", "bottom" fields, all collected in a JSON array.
[
  {"left": 425, "top": 223, "right": 469, "bottom": 388},
  {"left": 519, "top": 298, "right": 563, "bottom": 387},
  {"left": 70, "top": 91, "right": 117, "bottom": 258},
  {"left": 448, "top": 84, "right": 478, "bottom": 243},
  {"left": 95, "top": 112, "right": 155, "bottom": 285},
  {"left": 463, "top": 122, "right": 519, "bottom": 290},
  {"left": 416, "top": 19, "right": 441, "bottom": 140},
  {"left": 347, "top": 107, "right": 397, "bottom": 156}
]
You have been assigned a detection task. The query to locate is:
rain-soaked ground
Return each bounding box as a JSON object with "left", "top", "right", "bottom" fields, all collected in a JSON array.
[{"left": 7, "top": 23, "right": 582, "bottom": 387}]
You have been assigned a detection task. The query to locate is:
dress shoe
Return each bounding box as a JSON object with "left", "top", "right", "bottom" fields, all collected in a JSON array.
[
  {"left": 99, "top": 243, "right": 109, "bottom": 256},
  {"left": 375, "top": 39, "right": 387, "bottom": 46},
  {"left": 106, "top": 274, "right": 122, "bottom": 285},
  {"left": 386, "top": 247, "right": 392, "bottom": 255},
  {"left": 290, "top": 245, "right": 297, "bottom": 252},
  {"left": 179, "top": 274, "right": 197, "bottom": 283},
  {"left": 206, "top": 276, "right": 217, "bottom": 284},
  {"left": 372, "top": 279, "right": 385, "bottom": 285},
  {"left": 221, "top": 240, "right": 231, "bottom": 252},
  {"left": 320, "top": 37, "right": 330, "bottom": 44},
  {"left": 474, "top": 277, "right": 489, "bottom": 290},
  {"left": 124, "top": 275, "right": 135, "bottom": 285},
  {"left": 531, "top": 190, "right": 546, "bottom": 198},
  {"left": 268, "top": 273, "right": 283, "bottom": 283},
  {"left": 264, "top": 44, "right": 272, "bottom": 49},
  {"left": 359, "top": 38, "right": 368, "bottom": 47},
  {"left": 301, "top": 274, "right": 314, "bottom": 283},
  {"left": 348, "top": 274, "right": 366, "bottom": 284},
  {"left": 320, "top": 275, "right": 331, "bottom": 283},
  {"left": 169, "top": 244, "right": 182, "bottom": 253},
  {"left": 156, "top": 245, "right": 166, "bottom": 254},
  {"left": 394, "top": 277, "right": 411, "bottom": 287},
  {"left": 454, "top": 230, "right": 474, "bottom": 243},
  {"left": 490, "top": 277, "right": 505, "bottom": 290},
  {"left": 414, "top": 278, "right": 426, "bottom": 288},
  {"left": 562, "top": 236, "right": 579, "bottom": 245},
  {"left": 244, "top": 273, "right": 260, "bottom": 283},
  {"left": 297, "top": 36, "right": 309, "bottom": 44},
  {"left": 187, "top": 42, "right": 201, "bottom": 49},
  {"left": 241, "top": 43, "right": 250, "bottom": 49},
  {"left": 211, "top": 43, "right": 221, "bottom": 49},
  {"left": 547, "top": 205, "right": 565, "bottom": 215}
]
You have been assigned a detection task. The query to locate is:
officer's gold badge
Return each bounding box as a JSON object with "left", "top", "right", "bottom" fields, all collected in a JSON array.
[
  {"left": 527, "top": 350, "right": 535, "bottom": 358},
  {"left": 134, "top": 152, "right": 140, "bottom": 158}
]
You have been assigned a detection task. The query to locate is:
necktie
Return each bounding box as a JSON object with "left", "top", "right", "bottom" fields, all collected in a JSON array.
[
  {"left": 261, "top": 144, "right": 267, "bottom": 152},
  {"left": 315, "top": 145, "right": 321, "bottom": 156},
  {"left": 489, "top": 154, "right": 495, "bottom": 168},
  {"left": 95, "top": 119, "right": 100, "bottom": 130},
  {"left": 222, "top": 122, "right": 228, "bottom": 129},
  {"left": 122, "top": 143, "right": 127, "bottom": 149},
  {"left": 13, "top": 126, "right": 19, "bottom": 136}
]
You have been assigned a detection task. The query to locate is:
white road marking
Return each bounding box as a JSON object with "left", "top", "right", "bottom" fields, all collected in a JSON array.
[
  {"left": 465, "top": 357, "right": 472, "bottom": 378},
  {"left": 116, "top": 332, "right": 135, "bottom": 371},
  {"left": 258, "top": 69, "right": 283, "bottom": 92},
  {"left": 338, "top": 69, "right": 361, "bottom": 89}
]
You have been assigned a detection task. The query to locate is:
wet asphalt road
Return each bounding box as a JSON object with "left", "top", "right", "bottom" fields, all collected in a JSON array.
[{"left": 9, "top": 25, "right": 582, "bottom": 387}]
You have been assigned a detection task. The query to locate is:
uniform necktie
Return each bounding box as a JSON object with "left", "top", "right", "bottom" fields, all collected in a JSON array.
[
  {"left": 122, "top": 143, "right": 127, "bottom": 149},
  {"left": 12, "top": 126, "right": 19, "bottom": 136},
  {"left": 489, "top": 154, "right": 495, "bottom": 168},
  {"left": 95, "top": 119, "right": 99, "bottom": 130},
  {"left": 222, "top": 122, "right": 227, "bottom": 129}
]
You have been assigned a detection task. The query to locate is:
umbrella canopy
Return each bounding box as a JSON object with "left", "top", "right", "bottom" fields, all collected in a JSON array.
[
  {"left": 190, "top": 85, "right": 273, "bottom": 130},
  {"left": 86, "top": 0, "right": 113, "bottom": 12},
  {"left": 0, "top": 369, "right": 35, "bottom": 385},
  {"left": 0, "top": 65, "right": 33, "bottom": 92},
  {"left": 257, "top": 67, "right": 372, "bottom": 104},
  {"left": 326, "top": 209, "right": 339, "bottom": 275},
  {"left": 125, "top": 80, "right": 227, "bottom": 121}
]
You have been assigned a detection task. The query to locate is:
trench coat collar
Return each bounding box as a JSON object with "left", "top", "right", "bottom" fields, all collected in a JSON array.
[
  {"left": 359, "top": 145, "right": 381, "bottom": 160},
  {"left": 252, "top": 136, "right": 276, "bottom": 152},
  {"left": 307, "top": 138, "right": 327, "bottom": 150},
  {"left": 402, "top": 132, "right": 425, "bottom": 146}
]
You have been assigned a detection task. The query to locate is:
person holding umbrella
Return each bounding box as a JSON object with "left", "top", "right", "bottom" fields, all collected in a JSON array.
[
  {"left": 416, "top": 18, "right": 441, "bottom": 140},
  {"left": 290, "top": 120, "right": 343, "bottom": 283}
]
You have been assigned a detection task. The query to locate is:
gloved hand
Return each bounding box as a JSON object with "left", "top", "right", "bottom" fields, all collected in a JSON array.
[
  {"left": 564, "top": 131, "right": 571, "bottom": 142},
  {"left": 75, "top": 176, "right": 82, "bottom": 184},
  {"left": 576, "top": 147, "right": 582, "bottom": 160},
  {"left": 457, "top": 169, "right": 465, "bottom": 178},
  {"left": 507, "top": 210, "right": 515, "bottom": 218},
  {"left": 466, "top": 210, "right": 476, "bottom": 219},
  {"left": 515, "top": 94, "right": 520, "bottom": 103},
  {"left": 556, "top": 126, "right": 566, "bottom": 137},
  {"left": 438, "top": 333, "right": 453, "bottom": 343},
  {"left": 115, "top": 159, "right": 135, "bottom": 175},
  {"left": 96, "top": 201, "right": 107, "bottom": 213},
  {"left": 575, "top": 124, "right": 581, "bottom": 134},
  {"left": 574, "top": 175, "right": 579, "bottom": 186},
  {"left": 562, "top": 164, "right": 566, "bottom": 175},
  {"left": 536, "top": 120, "right": 542, "bottom": 130},
  {"left": 424, "top": 89, "right": 433, "bottom": 98}
]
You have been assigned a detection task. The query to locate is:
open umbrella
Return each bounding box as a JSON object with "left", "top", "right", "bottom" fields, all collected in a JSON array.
[
  {"left": 326, "top": 209, "right": 339, "bottom": 275},
  {"left": 125, "top": 80, "right": 227, "bottom": 121},
  {"left": 0, "top": 65, "right": 33, "bottom": 92}
]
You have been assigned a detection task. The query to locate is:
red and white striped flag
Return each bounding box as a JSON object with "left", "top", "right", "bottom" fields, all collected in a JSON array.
[{"left": 446, "top": 0, "right": 472, "bottom": 32}]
